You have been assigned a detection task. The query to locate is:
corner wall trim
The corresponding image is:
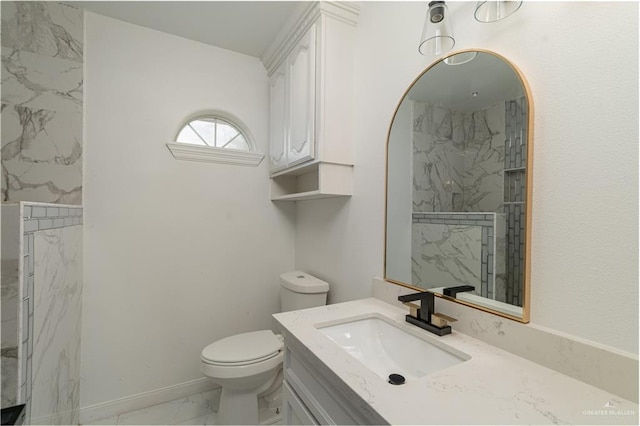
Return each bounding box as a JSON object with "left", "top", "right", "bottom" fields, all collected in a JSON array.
[{"left": 78, "top": 378, "right": 219, "bottom": 424}]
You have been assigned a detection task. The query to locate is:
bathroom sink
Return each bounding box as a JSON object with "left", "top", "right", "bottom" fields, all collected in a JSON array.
[{"left": 317, "top": 315, "right": 469, "bottom": 383}]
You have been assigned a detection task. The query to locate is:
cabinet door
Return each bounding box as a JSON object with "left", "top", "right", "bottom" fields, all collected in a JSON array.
[
  {"left": 283, "top": 381, "right": 319, "bottom": 425},
  {"left": 269, "top": 63, "right": 288, "bottom": 172},
  {"left": 287, "top": 24, "right": 316, "bottom": 168}
]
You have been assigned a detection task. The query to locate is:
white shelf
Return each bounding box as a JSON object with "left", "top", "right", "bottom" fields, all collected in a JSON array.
[
  {"left": 271, "top": 190, "right": 350, "bottom": 201},
  {"left": 270, "top": 162, "right": 353, "bottom": 202}
]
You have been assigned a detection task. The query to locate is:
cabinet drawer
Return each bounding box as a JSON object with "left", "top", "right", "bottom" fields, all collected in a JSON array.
[
  {"left": 283, "top": 381, "right": 319, "bottom": 425},
  {"left": 284, "top": 348, "right": 363, "bottom": 425}
]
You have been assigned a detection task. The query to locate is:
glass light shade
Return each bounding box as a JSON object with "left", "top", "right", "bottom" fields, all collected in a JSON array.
[
  {"left": 474, "top": 0, "right": 523, "bottom": 23},
  {"left": 443, "top": 51, "right": 478, "bottom": 65},
  {"left": 418, "top": 1, "right": 455, "bottom": 56}
]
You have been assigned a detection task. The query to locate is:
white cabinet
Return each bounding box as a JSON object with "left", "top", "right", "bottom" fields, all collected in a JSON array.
[
  {"left": 287, "top": 25, "right": 316, "bottom": 168},
  {"left": 263, "top": 2, "right": 359, "bottom": 201},
  {"left": 282, "top": 345, "right": 383, "bottom": 425},
  {"left": 269, "top": 62, "right": 288, "bottom": 171},
  {"left": 270, "top": 25, "right": 317, "bottom": 173}
]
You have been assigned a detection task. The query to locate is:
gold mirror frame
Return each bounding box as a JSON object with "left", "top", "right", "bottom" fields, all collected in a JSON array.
[{"left": 384, "top": 48, "right": 533, "bottom": 323}]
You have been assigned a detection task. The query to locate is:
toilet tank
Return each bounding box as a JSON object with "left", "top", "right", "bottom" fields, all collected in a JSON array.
[{"left": 280, "top": 271, "right": 329, "bottom": 312}]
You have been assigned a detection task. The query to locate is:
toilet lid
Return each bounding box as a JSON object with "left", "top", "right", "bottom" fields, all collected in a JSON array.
[{"left": 201, "top": 330, "right": 282, "bottom": 364}]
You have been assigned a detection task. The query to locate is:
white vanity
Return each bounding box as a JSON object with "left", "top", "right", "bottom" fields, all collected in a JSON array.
[{"left": 274, "top": 298, "right": 639, "bottom": 425}]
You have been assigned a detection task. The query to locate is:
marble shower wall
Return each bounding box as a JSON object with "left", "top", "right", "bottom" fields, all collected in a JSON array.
[
  {"left": 411, "top": 212, "right": 505, "bottom": 299},
  {"left": 411, "top": 222, "right": 482, "bottom": 290},
  {"left": 411, "top": 101, "right": 506, "bottom": 296},
  {"left": 1, "top": 1, "right": 83, "bottom": 205},
  {"left": 0, "top": 203, "right": 83, "bottom": 423},
  {"left": 412, "top": 102, "right": 505, "bottom": 213},
  {"left": 23, "top": 204, "right": 83, "bottom": 424},
  {"left": 1, "top": 260, "right": 19, "bottom": 408},
  {"left": 31, "top": 224, "right": 82, "bottom": 424},
  {"left": 1, "top": 204, "right": 21, "bottom": 408},
  {"left": 410, "top": 98, "right": 526, "bottom": 305}
]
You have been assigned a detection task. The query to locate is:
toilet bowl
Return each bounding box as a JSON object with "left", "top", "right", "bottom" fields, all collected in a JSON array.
[
  {"left": 200, "top": 272, "right": 329, "bottom": 425},
  {"left": 201, "top": 330, "right": 284, "bottom": 425}
]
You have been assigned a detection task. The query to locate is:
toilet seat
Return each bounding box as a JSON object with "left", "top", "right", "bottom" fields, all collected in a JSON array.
[
  {"left": 201, "top": 330, "right": 283, "bottom": 366},
  {"left": 202, "top": 351, "right": 279, "bottom": 367}
]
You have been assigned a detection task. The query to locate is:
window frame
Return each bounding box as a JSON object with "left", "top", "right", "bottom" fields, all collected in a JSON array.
[{"left": 166, "top": 111, "right": 264, "bottom": 166}]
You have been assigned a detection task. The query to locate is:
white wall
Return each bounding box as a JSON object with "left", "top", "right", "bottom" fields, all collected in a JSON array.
[
  {"left": 83, "top": 13, "right": 295, "bottom": 407},
  {"left": 295, "top": 2, "right": 638, "bottom": 354}
]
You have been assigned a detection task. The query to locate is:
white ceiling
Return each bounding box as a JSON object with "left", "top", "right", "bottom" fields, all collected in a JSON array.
[
  {"left": 72, "top": 2, "right": 520, "bottom": 107},
  {"left": 408, "top": 52, "right": 524, "bottom": 113},
  {"left": 70, "top": 1, "right": 301, "bottom": 58}
]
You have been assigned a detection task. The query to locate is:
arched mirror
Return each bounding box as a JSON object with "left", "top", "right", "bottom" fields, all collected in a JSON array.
[{"left": 385, "top": 49, "right": 533, "bottom": 322}]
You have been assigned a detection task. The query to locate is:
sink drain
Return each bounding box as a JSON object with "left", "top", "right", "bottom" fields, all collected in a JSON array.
[{"left": 388, "top": 373, "right": 406, "bottom": 385}]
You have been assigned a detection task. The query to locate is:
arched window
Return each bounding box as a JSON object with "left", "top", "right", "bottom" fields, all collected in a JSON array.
[{"left": 166, "top": 113, "right": 263, "bottom": 166}]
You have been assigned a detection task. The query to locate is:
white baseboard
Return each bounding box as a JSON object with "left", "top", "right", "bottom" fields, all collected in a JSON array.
[{"left": 78, "top": 377, "right": 220, "bottom": 424}]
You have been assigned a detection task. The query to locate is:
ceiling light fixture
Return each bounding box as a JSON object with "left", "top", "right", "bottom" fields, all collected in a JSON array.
[
  {"left": 443, "top": 51, "right": 478, "bottom": 65},
  {"left": 418, "top": 1, "right": 455, "bottom": 56},
  {"left": 474, "top": 0, "right": 523, "bottom": 23},
  {"left": 419, "top": 0, "right": 523, "bottom": 56}
]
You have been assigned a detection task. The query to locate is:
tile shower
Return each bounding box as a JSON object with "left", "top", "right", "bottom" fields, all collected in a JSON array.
[
  {"left": 411, "top": 97, "right": 527, "bottom": 306},
  {"left": 1, "top": 1, "right": 85, "bottom": 423},
  {"left": 1, "top": 203, "right": 83, "bottom": 424}
]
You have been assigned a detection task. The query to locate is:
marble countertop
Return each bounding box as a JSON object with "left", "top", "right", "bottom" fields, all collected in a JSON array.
[{"left": 273, "top": 298, "right": 639, "bottom": 425}]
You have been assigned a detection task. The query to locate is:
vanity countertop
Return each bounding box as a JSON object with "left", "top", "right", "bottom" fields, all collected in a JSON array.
[{"left": 273, "top": 298, "right": 639, "bottom": 425}]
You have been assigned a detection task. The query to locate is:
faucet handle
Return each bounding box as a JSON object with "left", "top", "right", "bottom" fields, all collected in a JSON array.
[
  {"left": 401, "top": 301, "right": 420, "bottom": 318},
  {"left": 431, "top": 312, "right": 457, "bottom": 328}
]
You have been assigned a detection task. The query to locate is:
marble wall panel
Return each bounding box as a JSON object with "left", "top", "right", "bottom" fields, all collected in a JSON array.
[
  {"left": 31, "top": 225, "right": 82, "bottom": 425},
  {"left": 462, "top": 103, "right": 505, "bottom": 213},
  {"left": 1, "top": 48, "right": 83, "bottom": 112},
  {"left": 13, "top": 202, "right": 83, "bottom": 422},
  {"left": 1, "top": 1, "right": 83, "bottom": 205},
  {"left": 1, "top": 259, "right": 20, "bottom": 408},
  {"left": 0, "top": 2, "right": 83, "bottom": 61},
  {"left": 412, "top": 102, "right": 504, "bottom": 214},
  {"left": 1, "top": 259, "right": 19, "bottom": 349},
  {"left": 413, "top": 104, "right": 465, "bottom": 212},
  {"left": 1, "top": 203, "right": 22, "bottom": 409},
  {"left": 412, "top": 212, "right": 498, "bottom": 297},
  {"left": 1, "top": 347, "right": 19, "bottom": 408},
  {"left": 411, "top": 223, "right": 482, "bottom": 291}
]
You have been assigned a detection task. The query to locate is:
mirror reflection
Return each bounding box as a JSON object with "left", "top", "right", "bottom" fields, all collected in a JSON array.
[{"left": 385, "top": 50, "right": 531, "bottom": 320}]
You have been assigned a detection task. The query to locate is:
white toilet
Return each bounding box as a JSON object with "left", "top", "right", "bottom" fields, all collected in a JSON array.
[{"left": 200, "top": 271, "right": 329, "bottom": 425}]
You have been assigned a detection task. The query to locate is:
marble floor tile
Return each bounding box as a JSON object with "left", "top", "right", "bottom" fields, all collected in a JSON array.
[
  {"left": 81, "top": 415, "right": 118, "bottom": 425},
  {"left": 115, "top": 393, "right": 214, "bottom": 426},
  {"left": 175, "top": 411, "right": 217, "bottom": 426},
  {"left": 1, "top": 351, "right": 19, "bottom": 407},
  {"left": 83, "top": 388, "right": 283, "bottom": 426}
]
